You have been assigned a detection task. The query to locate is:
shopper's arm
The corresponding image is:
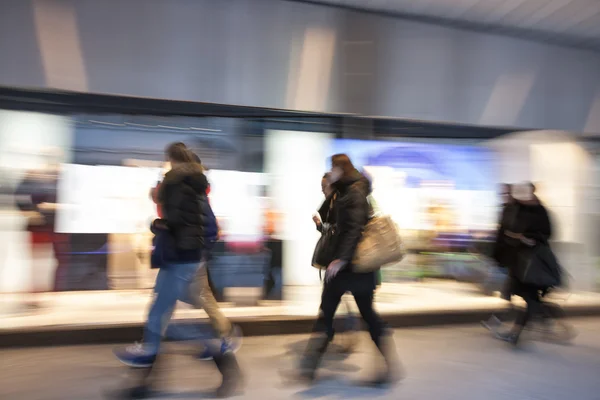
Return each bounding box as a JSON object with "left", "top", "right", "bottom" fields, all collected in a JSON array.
[{"left": 335, "top": 188, "right": 368, "bottom": 264}]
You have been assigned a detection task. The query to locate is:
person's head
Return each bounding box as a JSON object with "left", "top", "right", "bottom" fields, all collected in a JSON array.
[
  {"left": 499, "top": 183, "right": 512, "bottom": 205},
  {"left": 165, "top": 142, "right": 193, "bottom": 166},
  {"left": 330, "top": 153, "right": 355, "bottom": 183},
  {"left": 512, "top": 182, "right": 536, "bottom": 202},
  {"left": 321, "top": 173, "right": 332, "bottom": 196}
]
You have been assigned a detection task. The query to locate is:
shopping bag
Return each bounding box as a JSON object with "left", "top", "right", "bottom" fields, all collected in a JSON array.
[
  {"left": 516, "top": 243, "right": 562, "bottom": 288},
  {"left": 352, "top": 214, "right": 405, "bottom": 273}
]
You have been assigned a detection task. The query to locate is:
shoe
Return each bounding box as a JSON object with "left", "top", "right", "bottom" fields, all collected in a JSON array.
[
  {"left": 225, "top": 325, "right": 243, "bottom": 353},
  {"left": 481, "top": 315, "right": 502, "bottom": 332},
  {"left": 288, "top": 334, "right": 330, "bottom": 384},
  {"left": 494, "top": 330, "right": 519, "bottom": 345},
  {"left": 214, "top": 353, "right": 244, "bottom": 398},
  {"left": 197, "top": 338, "right": 233, "bottom": 361},
  {"left": 197, "top": 326, "right": 242, "bottom": 361},
  {"left": 372, "top": 333, "right": 404, "bottom": 387},
  {"left": 114, "top": 343, "right": 157, "bottom": 368}
]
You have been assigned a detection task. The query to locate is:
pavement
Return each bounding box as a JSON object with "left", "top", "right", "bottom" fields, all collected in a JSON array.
[
  {"left": 3, "top": 282, "right": 600, "bottom": 348},
  {"left": 1, "top": 318, "right": 600, "bottom": 400}
]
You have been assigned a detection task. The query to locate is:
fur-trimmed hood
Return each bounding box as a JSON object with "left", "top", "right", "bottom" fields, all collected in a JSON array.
[{"left": 162, "top": 162, "right": 208, "bottom": 195}]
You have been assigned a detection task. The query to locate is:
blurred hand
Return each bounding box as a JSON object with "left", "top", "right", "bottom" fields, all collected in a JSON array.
[
  {"left": 38, "top": 202, "right": 57, "bottom": 211},
  {"left": 25, "top": 211, "right": 45, "bottom": 226},
  {"left": 312, "top": 214, "right": 321, "bottom": 227},
  {"left": 325, "top": 259, "right": 346, "bottom": 283}
]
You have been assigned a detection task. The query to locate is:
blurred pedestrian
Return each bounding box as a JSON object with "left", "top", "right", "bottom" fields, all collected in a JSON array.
[
  {"left": 481, "top": 183, "right": 517, "bottom": 331},
  {"left": 496, "top": 182, "right": 554, "bottom": 345},
  {"left": 114, "top": 143, "right": 242, "bottom": 397},
  {"left": 313, "top": 172, "right": 359, "bottom": 354},
  {"left": 292, "top": 154, "right": 401, "bottom": 386},
  {"left": 15, "top": 148, "right": 69, "bottom": 303},
  {"left": 187, "top": 152, "right": 242, "bottom": 360}
]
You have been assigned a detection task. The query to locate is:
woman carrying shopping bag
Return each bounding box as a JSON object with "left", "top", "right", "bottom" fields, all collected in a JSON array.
[{"left": 292, "top": 154, "right": 401, "bottom": 386}]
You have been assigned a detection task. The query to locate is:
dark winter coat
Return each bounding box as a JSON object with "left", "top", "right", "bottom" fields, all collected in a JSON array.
[
  {"left": 503, "top": 198, "right": 554, "bottom": 292},
  {"left": 492, "top": 202, "right": 518, "bottom": 268},
  {"left": 324, "top": 169, "right": 378, "bottom": 291},
  {"left": 155, "top": 162, "right": 209, "bottom": 263}
]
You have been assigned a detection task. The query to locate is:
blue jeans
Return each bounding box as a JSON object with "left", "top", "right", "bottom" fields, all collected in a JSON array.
[{"left": 144, "top": 262, "right": 200, "bottom": 354}]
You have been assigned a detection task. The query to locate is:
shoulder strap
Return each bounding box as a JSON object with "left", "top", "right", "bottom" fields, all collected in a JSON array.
[{"left": 325, "top": 193, "right": 337, "bottom": 222}]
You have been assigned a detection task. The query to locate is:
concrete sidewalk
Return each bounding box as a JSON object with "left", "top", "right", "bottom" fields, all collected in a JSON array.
[
  {"left": 2, "top": 282, "right": 600, "bottom": 348},
  {"left": 4, "top": 321, "right": 600, "bottom": 399}
]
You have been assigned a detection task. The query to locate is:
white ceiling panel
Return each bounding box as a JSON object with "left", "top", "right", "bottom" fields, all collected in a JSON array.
[{"left": 302, "top": 0, "right": 600, "bottom": 49}]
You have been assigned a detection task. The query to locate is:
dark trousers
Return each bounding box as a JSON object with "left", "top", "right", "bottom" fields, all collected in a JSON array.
[
  {"left": 514, "top": 283, "right": 542, "bottom": 330},
  {"left": 301, "top": 272, "right": 398, "bottom": 378},
  {"left": 314, "top": 275, "right": 384, "bottom": 347}
]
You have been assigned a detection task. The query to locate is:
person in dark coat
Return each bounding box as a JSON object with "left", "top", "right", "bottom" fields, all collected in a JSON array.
[
  {"left": 293, "top": 154, "right": 401, "bottom": 386},
  {"left": 482, "top": 183, "right": 517, "bottom": 331},
  {"left": 115, "top": 143, "right": 243, "bottom": 397},
  {"left": 496, "top": 182, "right": 552, "bottom": 345},
  {"left": 313, "top": 172, "right": 359, "bottom": 353}
]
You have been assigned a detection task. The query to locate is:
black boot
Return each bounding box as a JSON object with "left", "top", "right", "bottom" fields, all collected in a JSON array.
[
  {"left": 213, "top": 352, "right": 244, "bottom": 398},
  {"left": 368, "top": 333, "right": 403, "bottom": 388},
  {"left": 298, "top": 334, "right": 330, "bottom": 382},
  {"left": 112, "top": 363, "right": 156, "bottom": 399}
]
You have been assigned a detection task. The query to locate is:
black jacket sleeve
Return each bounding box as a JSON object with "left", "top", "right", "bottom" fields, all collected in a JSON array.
[
  {"left": 335, "top": 187, "right": 368, "bottom": 263},
  {"left": 492, "top": 205, "right": 510, "bottom": 264},
  {"left": 525, "top": 205, "right": 552, "bottom": 243}
]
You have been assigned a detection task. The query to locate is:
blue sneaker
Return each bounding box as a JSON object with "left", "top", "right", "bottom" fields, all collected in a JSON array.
[
  {"left": 197, "top": 326, "right": 243, "bottom": 361},
  {"left": 227, "top": 325, "right": 243, "bottom": 353},
  {"left": 197, "top": 338, "right": 226, "bottom": 361},
  {"left": 113, "top": 343, "right": 157, "bottom": 368}
]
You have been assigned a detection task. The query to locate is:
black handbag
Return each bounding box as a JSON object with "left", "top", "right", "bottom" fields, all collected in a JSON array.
[
  {"left": 312, "top": 222, "right": 338, "bottom": 269},
  {"left": 311, "top": 195, "right": 338, "bottom": 269},
  {"left": 516, "top": 243, "right": 562, "bottom": 288}
]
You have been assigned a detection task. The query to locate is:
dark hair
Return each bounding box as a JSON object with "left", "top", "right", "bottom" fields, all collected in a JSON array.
[
  {"left": 165, "top": 142, "right": 193, "bottom": 164},
  {"left": 331, "top": 153, "right": 355, "bottom": 177},
  {"left": 527, "top": 182, "right": 536, "bottom": 193}
]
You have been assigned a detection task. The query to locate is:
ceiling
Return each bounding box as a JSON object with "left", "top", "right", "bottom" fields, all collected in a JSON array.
[{"left": 303, "top": 0, "right": 600, "bottom": 50}]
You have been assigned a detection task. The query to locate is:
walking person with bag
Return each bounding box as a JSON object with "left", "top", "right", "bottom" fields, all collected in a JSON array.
[
  {"left": 290, "top": 154, "right": 401, "bottom": 386},
  {"left": 481, "top": 183, "right": 517, "bottom": 332},
  {"left": 114, "top": 143, "right": 242, "bottom": 398},
  {"left": 149, "top": 152, "right": 241, "bottom": 355},
  {"left": 313, "top": 173, "right": 359, "bottom": 354},
  {"left": 495, "top": 182, "right": 561, "bottom": 345}
]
